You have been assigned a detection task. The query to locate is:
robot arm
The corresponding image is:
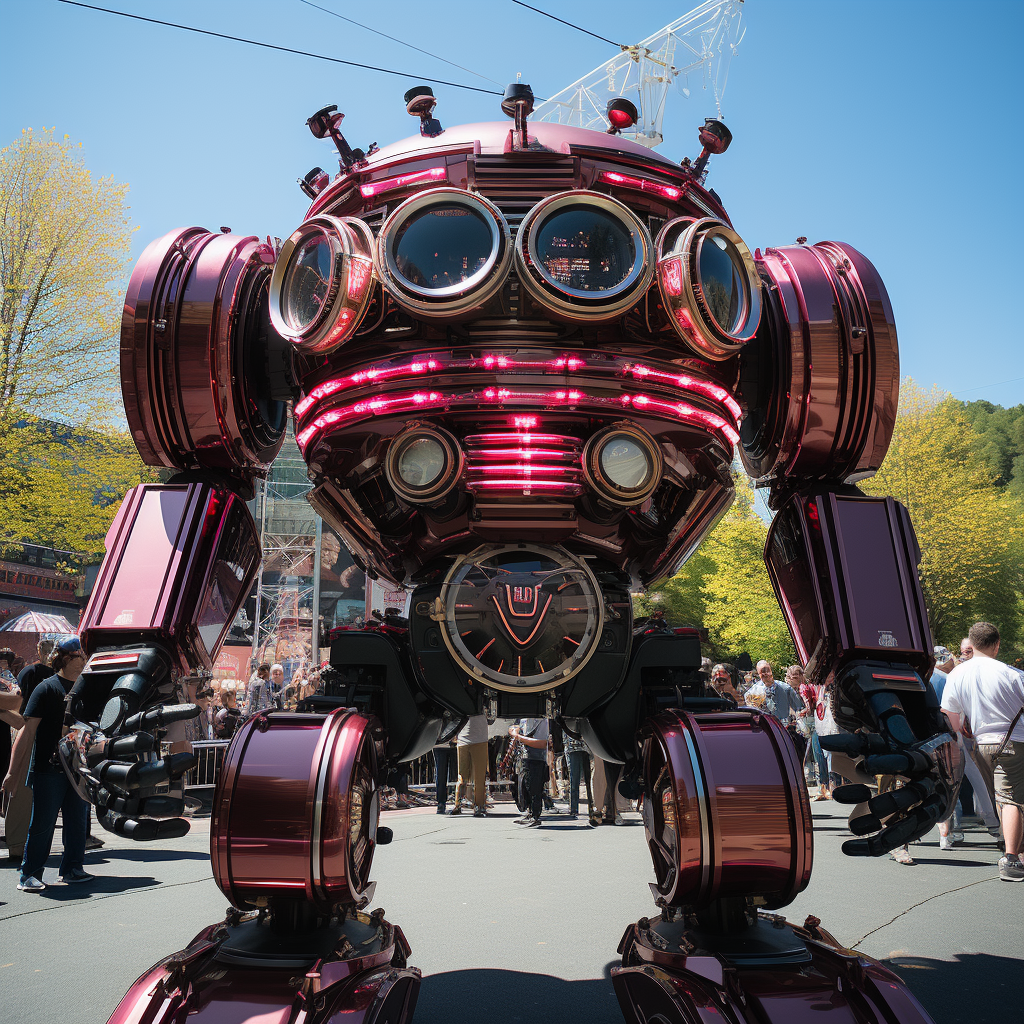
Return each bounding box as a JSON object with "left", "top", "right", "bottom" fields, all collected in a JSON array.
[
  {"left": 739, "top": 241, "right": 962, "bottom": 855},
  {"left": 60, "top": 227, "right": 292, "bottom": 840}
]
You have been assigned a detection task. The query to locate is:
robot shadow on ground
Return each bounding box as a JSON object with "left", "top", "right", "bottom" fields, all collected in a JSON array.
[
  {"left": 416, "top": 967, "right": 624, "bottom": 1024},
  {"left": 881, "top": 953, "right": 1024, "bottom": 1024}
]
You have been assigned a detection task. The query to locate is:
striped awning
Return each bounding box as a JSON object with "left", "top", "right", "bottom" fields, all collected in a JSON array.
[{"left": 0, "top": 611, "right": 77, "bottom": 634}]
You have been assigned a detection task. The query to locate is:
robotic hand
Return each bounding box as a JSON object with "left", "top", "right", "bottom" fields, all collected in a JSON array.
[
  {"left": 59, "top": 647, "right": 203, "bottom": 841},
  {"left": 819, "top": 664, "right": 964, "bottom": 857}
]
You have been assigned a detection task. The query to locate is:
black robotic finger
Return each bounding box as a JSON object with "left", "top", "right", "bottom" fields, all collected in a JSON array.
[
  {"left": 85, "top": 732, "right": 156, "bottom": 768},
  {"left": 832, "top": 784, "right": 873, "bottom": 804},
  {"left": 96, "top": 752, "right": 197, "bottom": 792},
  {"left": 867, "top": 780, "right": 933, "bottom": 820},
  {"left": 99, "top": 808, "right": 191, "bottom": 841},
  {"left": 121, "top": 703, "right": 201, "bottom": 734},
  {"left": 841, "top": 795, "right": 946, "bottom": 856},
  {"left": 819, "top": 733, "right": 887, "bottom": 757},
  {"left": 861, "top": 750, "right": 932, "bottom": 778}
]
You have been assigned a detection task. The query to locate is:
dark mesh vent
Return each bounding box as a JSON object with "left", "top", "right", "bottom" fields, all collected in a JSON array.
[{"left": 470, "top": 155, "right": 578, "bottom": 236}]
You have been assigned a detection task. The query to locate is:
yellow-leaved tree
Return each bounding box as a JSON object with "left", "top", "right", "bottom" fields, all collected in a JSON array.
[
  {"left": 862, "top": 381, "right": 1024, "bottom": 652},
  {"left": 0, "top": 128, "right": 146, "bottom": 566}
]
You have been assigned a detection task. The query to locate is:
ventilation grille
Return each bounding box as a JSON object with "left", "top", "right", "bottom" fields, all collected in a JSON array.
[
  {"left": 471, "top": 155, "right": 577, "bottom": 236},
  {"left": 464, "top": 431, "right": 583, "bottom": 498}
]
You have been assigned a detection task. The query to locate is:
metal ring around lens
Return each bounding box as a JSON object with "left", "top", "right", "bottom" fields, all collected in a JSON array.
[
  {"left": 515, "top": 191, "right": 654, "bottom": 322},
  {"left": 376, "top": 187, "right": 511, "bottom": 318},
  {"left": 582, "top": 424, "right": 662, "bottom": 507},
  {"left": 269, "top": 215, "right": 375, "bottom": 354},
  {"left": 384, "top": 425, "right": 464, "bottom": 504}
]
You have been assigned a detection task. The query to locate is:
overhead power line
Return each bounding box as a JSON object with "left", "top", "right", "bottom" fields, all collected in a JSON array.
[
  {"left": 296, "top": 0, "right": 502, "bottom": 87},
  {"left": 57, "top": 1, "right": 503, "bottom": 96},
  {"left": 952, "top": 376, "right": 1024, "bottom": 396},
  {"left": 509, "top": 0, "right": 625, "bottom": 49}
]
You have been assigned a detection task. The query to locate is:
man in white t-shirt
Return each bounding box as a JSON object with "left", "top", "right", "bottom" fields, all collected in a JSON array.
[{"left": 940, "top": 621, "right": 1024, "bottom": 882}]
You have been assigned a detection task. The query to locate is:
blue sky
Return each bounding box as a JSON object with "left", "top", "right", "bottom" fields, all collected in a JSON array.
[{"left": 2, "top": 0, "right": 1022, "bottom": 409}]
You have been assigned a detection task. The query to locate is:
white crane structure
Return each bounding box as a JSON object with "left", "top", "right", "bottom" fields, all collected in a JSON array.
[{"left": 532, "top": 0, "right": 746, "bottom": 149}]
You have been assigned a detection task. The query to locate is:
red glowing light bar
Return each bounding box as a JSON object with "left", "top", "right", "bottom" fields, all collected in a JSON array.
[
  {"left": 625, "top": 364, "right": 742, "bottom": 421},
  {"left": 346, "top": 257, "right": 372, "bottom": 301},
  {"left": 621, "top": 393, "right": 740, "bottom": 446},
  {"left": 359, "top": 165, "right": 447, "bottom": 199},
  {"left": 599, "top": 170, "right": 682, "bottom": 202},
  {"left": 469, "top": 479, "right": 584, "bottom": 495},
  {"left": 295, "top": 358, "right": 443, "bottom": 418},
  {"left": 467, "top": 433, "right": 574, "bottom": 445},
  {"left": 511, "top": 415, "right": 538, "bottom": 429}
]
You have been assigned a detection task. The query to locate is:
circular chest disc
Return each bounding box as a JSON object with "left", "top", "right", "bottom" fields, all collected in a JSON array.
[{"left": 441, "top": 545, "right": 604, "bottom": 692}]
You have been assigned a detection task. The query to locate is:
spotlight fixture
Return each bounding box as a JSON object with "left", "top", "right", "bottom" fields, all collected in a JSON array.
[
  {"left": 502, "top": 82, "right": 535, "bottom": 149},
  {"left": 305, "top": 104, "right": 378, "bottom": 172},
  {"left": 583, "top": 425, "right": 662, "bottom": 507},
  {"left": 405, "top": 85, "right": 443, "bottom": 138},
  {"left": 606, "top": 98, "right": 638, "bottom": 135},
  {"left": 297, "top": 166, "right": 330, "bottom": 200},
  {"left": 690, "top": 118, "right": 733, "bottom": 181},
  {"left": 385, "top": 426, "right": 463, "bottom": 504}
]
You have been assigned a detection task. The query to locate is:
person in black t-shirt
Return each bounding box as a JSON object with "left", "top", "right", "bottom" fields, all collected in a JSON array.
[
  {"left": 2, "top": 636, "right": 91, "bottom": 892},
  {"left": 3, "top": 638, "right": 57, "bottom": 861}
]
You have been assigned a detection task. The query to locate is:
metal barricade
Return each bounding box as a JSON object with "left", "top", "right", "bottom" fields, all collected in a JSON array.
[{"left": 184, "top": 740, "right": 230, "bottom": 791}]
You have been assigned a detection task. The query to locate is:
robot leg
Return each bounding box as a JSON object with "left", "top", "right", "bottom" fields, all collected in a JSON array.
[{"left": 612, "top": 709, "right": 936, "bottom": 1024}]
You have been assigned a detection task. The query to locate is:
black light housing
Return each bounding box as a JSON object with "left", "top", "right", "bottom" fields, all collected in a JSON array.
[
  {"left": 297, "top": 166, "right": 330, "bottom": 200},
  {"left": 606, "top": 98, "right": 638, "bottom": 134},
  {"left": 692, "top": 118, "right": 733, "bottom": 179},
  {"left": 404, "top": 85, "right": 443, "bottom": 138}
]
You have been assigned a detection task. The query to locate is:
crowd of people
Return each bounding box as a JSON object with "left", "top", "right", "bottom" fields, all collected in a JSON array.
[{"left": 2, "top": 618, "right": 1022, "bottom": 888}]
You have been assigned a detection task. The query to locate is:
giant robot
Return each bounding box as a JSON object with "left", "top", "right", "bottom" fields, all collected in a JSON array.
[{"left": 61, "top": 85, "right": 961, "bottom": 1023}]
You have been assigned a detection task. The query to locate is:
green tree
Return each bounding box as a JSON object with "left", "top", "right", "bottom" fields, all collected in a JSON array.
[
  {"left": 0, "top": 127, "right": 133, "bottom": 435},
  {"left": 645, "top": 487, "right": 797, "bottom": 671},
  {"left": 862, "top": 381, "right": 1024, "bottom": 653},
  {"left": 956, "top": 399, "right": 1024, "bottom": 496}
]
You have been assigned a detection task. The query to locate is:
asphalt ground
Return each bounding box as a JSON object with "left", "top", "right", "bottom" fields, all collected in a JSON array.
[{"left": 1, "top": 795, "right": 1022, "bottom": 1024}]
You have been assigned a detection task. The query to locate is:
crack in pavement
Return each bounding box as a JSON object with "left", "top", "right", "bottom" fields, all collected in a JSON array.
[{"left": 850, "top": 874, "right": 1000, "bottom": 948}]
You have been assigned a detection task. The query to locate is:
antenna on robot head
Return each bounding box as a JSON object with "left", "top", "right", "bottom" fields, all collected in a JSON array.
[{"left": 532, "top": 0, "right": 746, "bottom": 150}]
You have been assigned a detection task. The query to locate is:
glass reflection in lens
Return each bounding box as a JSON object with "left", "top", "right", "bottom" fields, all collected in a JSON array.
[
  {"left": 600, "top": 436, "right": 650, "bottom": 489},
  {"left": 284, "top": 234, "right": 332, "bottom": 331},
  {"left": 536, "top": 206, "right": 635, "bottom": 292},
  {"left": 699, "top": 235, "right": 743, "bottom": 333},
  {"left": 397, "top": 437, "right": 446, "bottom": 488},
  {"left": 393, "top": 204, "right": 493, "bottom": 290}
]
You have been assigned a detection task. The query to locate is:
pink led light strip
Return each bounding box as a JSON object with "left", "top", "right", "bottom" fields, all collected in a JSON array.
[
  {"left": 464, "top": 431, "right": 583, "bottom": 497},
  {"left": 296, "top": 388, "right": 738, "bottom": 451},
  {"left": 295, "top": 355, "right": 742, "bottom": 424}
]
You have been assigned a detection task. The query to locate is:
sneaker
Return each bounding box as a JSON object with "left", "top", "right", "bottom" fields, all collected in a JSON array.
[
  {"left": 448, "top": 806, "right": 462, "bottom": 816},
  {"left": 950, "top": 831, "right": 965, "bottom": 844},
  {"left": 436, "top": 806, "right": 447, "bottom": 814},
  {"left": 17, "top": 875, "right": 46, "bottom": 892},
  {"left": 939, "top": 834, "right": 959, "bottom": 850},
  {"left": 513, "top": 814, "right": 534, "bottom": 825},
  {"left": 998, "top": 856, "right": 1024, "bottom": 882},
  {"left": 987, "top": 825, "right": 1003, "bottom": 838},
  {"left": 588, "top": 817, "right": 601, "bottom": 827},
  {"left": 524, "top": 817, "right": 541, "bottom": 828},
  {"left": 615, "top": 814, "right": 627, "bottom": 826},
  {"left": 60, "top": 868, "right": 94, "bottom": 884},
  {"left": 473, "top": 807, "right": 487, "bottom": 818}
]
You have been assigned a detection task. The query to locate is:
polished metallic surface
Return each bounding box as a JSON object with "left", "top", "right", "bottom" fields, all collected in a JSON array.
[
  {"left": 515, "top": 190, "right": 655, "bottom": 321},
  {"left": 384, "top": 424, "right": 464, "bottom": 504},
  {"left": 644, "top": 709, "right": 813, "bottom": 910},
  {"left": 269, "top": 214, "right": 376, "bottom": 353},
  {"left": 375, "top": 187, "right": 511, "bottom": 317},
  {"left": 212, "top": 710, "right": 381, "bottom": 912},
  {"left": 582, "top": 423, "right": 663, "bottom": 507},
  {"left": 120, "top": 227, "right": 286, "bottom": 481}
]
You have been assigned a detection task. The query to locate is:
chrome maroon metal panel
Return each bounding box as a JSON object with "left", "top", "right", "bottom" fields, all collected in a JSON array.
[
  {"left": 643, "top": 710, "right": 812, "bottom": 911},
  {"left": 79, "top": 482, "right": 260, "bottom": 672},
  {"left": 212, "top": 709, "right": 382, "bottom": 913},
  {"left": 121, "top": 227, "right": 287, "bottom": 482},
  {"left": 738, "top": 241, "right": 899, "bottom": 489}
]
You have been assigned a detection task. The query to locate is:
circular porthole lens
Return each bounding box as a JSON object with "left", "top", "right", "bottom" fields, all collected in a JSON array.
[
  {"left": 283, "top": 234, "right": 332, "bottom": 331},
  {"left": 396, "top": 436, "right": 447, "bottom": 489},
  {"left": 392, "top": 203, "right": 493, "bottom": 290},
  {"left": 699, "top": 234, "right": 745, "bottom": 334},
  {"left": 600, "top": 436, "right": 651, "bottom": 489},
  {"left": 535, "top": 206, "right": 636, "bottom": 293}
]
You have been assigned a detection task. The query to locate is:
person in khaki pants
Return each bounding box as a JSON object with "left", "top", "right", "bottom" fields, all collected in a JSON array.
[{"left": 451, "top": 714, "right": 489, "bottom": 817}]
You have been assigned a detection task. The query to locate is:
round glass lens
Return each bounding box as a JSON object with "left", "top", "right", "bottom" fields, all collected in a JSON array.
[
  {"left": 283, "top": 234, "right": 332, "bottom": 331},
  {"left": 699, "top": 234, "right": 744, "bottom": 333},
  {"left": 392, "top": 203, "right": 493, "bottom": 290},
  {"left": 599, "top": 436, "right": 651, "bottom": 489},
  {"left": 397, "top": 436, "right": 446, "bottom": 489},
  {"left": 535, "top": 206, "right": 636, "bottom": 292}
]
